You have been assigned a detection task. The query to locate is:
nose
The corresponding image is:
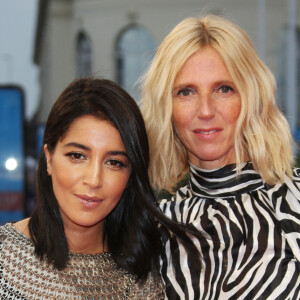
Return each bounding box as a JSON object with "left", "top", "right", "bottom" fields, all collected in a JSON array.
[
  {"left": 197, "top": 93, "right": 215, "bottom": 120},
  {"left": 83, "top": 162, "right": 102, "bottom": 188}
]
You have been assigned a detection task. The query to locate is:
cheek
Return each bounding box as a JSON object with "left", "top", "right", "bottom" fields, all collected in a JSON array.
[
  {"left": 172, "top": 105, "right": 195, "bottom": 129},
  {"left": 105, "top": 173, "right": 130, "bottom": 200},
  {"left": 51, "top": 165, "right": 77, "bottom": 195},
  {"left": 224, "top": 100, "right": 241, "bottom": 125}
]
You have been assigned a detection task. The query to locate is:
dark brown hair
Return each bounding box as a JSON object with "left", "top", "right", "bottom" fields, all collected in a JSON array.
[{"left": 29, "top": 77, "right": 202, "bottom": 279}]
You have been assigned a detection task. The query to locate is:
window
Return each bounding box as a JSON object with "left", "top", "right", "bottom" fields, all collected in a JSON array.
[
  {"left": 77, "top": 31, "right": 92, "bottom": 78},
  {"left": 116, "top": 25, "right": 155, "bottom": 102}
]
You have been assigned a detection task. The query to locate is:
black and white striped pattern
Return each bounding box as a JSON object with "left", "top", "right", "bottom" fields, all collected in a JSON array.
[{"left": 160, "top": 163, "right": 300, "bottom": 300}]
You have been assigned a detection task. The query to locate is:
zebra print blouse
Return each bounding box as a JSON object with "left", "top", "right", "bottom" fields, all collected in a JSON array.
[{"left": 159, "top": 162, "right": 300, "bottom": 300}]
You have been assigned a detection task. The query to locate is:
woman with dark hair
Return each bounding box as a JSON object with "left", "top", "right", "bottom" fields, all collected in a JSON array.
[{"left": 0, "top": 78, "right": 201, "bottom": 299}]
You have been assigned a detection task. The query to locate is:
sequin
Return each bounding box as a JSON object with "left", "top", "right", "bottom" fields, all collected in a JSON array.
[{"left": 0, "top": 223, "right": 165, "bottom": 299}]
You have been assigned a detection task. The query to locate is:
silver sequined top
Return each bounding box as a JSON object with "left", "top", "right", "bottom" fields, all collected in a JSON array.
[{"left": 0, "top": 223, "right": 165, "bottom": 299}]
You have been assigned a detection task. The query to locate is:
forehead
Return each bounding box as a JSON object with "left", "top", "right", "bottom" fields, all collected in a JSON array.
[
  {"left": 174, "top": 46, "right": 232, "bottom": 84},
  {"left": 60, "top": 115, "right": 124, "bottom": 147}
]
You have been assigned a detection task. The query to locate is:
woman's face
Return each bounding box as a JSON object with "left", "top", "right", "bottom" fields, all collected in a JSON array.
[
  {"left": 45, "top": 115, "right": 131, "bottom": 233},
  {"left": 172, "top": 46, "right": 241, "bottom": 169}
]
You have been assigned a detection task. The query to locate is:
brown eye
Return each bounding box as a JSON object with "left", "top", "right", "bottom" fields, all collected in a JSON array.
[
  {"left": 106, "top": 159, "right": 126, "bottom": 168},
  {"left": 72, "top": 153, "right": 83, "bottom": 159},
  {"left": 66, "top": 152, "right": 85, "bottom": 160}
]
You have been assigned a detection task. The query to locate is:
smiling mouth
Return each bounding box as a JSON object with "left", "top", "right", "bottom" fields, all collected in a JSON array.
[
  {"left": 198, "top": 130, "right": 218, "bottom": 134},
  {"left": 193, "top": 129, "right": 221, "bottom": 134}
]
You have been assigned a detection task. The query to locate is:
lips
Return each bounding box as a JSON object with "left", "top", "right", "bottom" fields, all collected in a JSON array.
[
  {"left": 192, "top": 128, "right": 222, "bottom": 139},
  {"left": 77, "top": 194, "right": 102, "bottom": 201},
  {"left": 197, "top": 129, "right": 218, "bottom": 134},
  {"left": 75, "top": 194, "right": 103, "bottom": 208},
  {"left": 193, "top": 128, "right": 222, "bottom": 133}
]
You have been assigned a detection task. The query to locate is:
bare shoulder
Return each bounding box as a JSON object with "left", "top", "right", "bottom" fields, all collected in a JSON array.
[{"left": 14, "top": 218, "right": 31, "bottom": 238}]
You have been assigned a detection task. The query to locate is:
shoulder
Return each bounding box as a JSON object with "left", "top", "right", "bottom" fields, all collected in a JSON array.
[
  {"left": 270, "top": 168, "right": 300, "bottom": 260},
  {"left": 128, "top": 271, "right": 165, "bottom": 299},
  {"left": 13, "top": 218, "right": 30, "bottom": 238},
  {"left": 292, "top": 167, "right": 300, "bottom": 181},
  {"left": 159, "top": 184, "right": 197, "bottom": 222},
  {"left": 0, "top": 224, "right": 8, "bottom": 245},
  {"left": 265, "top": 168, "right": 300, "bottom": 222},
  {"left": 0, "top": 220, "right": 32, "bottom": 253},
  {"left": 159, "top": 184, "right": 191, "bottom": 208},
  {"left": 159, "top": 184, "right": 191, "bottom": 205},
  {"left": 283, "top": 168, "right": 300, "bottom": 200},
  {"left": 264, "top": 168, "right": 300, "bottom": 199},
  {"left": 291, "top": 167, "right": 300, "bottom": 191},
  {"left": 0, "top": 223, "right": 16, "bottom": 253},
  {"left": 0, "top": 222, "right": 16, "bottom": 241}
]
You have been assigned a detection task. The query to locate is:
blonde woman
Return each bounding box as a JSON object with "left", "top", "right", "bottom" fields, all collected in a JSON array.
[{"left": 141, "top": 15, "right": 300, "bottom": 299}]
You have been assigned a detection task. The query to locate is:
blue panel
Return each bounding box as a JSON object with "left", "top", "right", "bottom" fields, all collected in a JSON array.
[
  {"left": 36, "top": 124, "right": 45, "bottom": 157},
  {"left": 295, "top": 128, "right": 300, "bottom": 142},
  {"left": 0, "top": 210, "right": 24, "bottom": 225},
  {"left": 0, "top": 87, "right": 24, "bottom": 192}
]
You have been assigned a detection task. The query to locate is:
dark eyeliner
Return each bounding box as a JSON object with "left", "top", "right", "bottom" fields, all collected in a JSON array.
[
  {"left": 65, "top": 152, "right": 84, "bottom": 160},
  {"left": 108, "top": 159, "right": 128, "bottom": 168}
]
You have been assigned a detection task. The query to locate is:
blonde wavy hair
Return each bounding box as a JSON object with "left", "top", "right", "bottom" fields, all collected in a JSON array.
[{"left": 140, "top": 15, "right": 294, "bottom": 193}]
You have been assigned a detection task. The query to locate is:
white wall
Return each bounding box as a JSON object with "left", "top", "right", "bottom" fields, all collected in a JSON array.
[{"left": 36, "top": 0, "right": 300, "bottom": 123}]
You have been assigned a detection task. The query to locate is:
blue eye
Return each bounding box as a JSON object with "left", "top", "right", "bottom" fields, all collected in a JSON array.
[
  {"left": 177, "top": 87, "right": 196, "bottom": 97},
  {"left": 217, "top": 85, "right": 234, "bottom": 93},
  {"left": 179, "top": 89, "right": 190, "bottom": 96}
]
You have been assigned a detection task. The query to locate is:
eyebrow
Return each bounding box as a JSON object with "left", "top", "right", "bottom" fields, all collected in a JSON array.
[
  {"left": 64, "top": 142, "right": 89, "bottom": 150},
  {"left": 64, "top": 142, "right": 129, "bottom": 157},
  {"left": 174, "top": 80, "right": 234, "bottom": 88},
  {"left": 108, "top": 151, "right": 129, "bottom": 158}
]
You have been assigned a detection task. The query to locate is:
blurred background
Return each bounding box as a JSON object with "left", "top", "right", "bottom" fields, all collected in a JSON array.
[{"left": 0, "top": 0, "right": 299, "bottom": 224}]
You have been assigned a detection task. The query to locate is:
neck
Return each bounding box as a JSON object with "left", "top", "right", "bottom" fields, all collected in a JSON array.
[{"left": 64, "top": 222, "right": 107, "bottom": 254}]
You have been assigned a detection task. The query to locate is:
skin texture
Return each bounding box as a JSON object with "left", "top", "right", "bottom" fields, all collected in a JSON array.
[
  {"left": 43, "top": 115, "right": 131, "bottom": 253},
  {"left": 172, "top": 46, "right": 241, "bottom": 170}
]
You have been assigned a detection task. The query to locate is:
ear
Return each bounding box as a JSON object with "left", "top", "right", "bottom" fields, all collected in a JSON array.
[{"left": 44, "top": 144, "right": 52, "bottom": 175}]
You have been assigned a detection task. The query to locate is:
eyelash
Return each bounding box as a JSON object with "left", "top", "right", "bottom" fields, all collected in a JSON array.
[
  {"left": 177, "top": 85, "right": 234, "bottom": 96},
  {"left": 106, "top": 159, "right": 127, "bottom": 168},
  {"left": 215, "top": 85, "right": 234, "bottom": 93},
  {"left": 177, "top": 88, "right": 195, "bottom": 96},
  {"left": 66, "top": 152, "right": 128, "bottom": 168},
  {"left": 66, "top": 152, "right": 85, "bottom": 160}
]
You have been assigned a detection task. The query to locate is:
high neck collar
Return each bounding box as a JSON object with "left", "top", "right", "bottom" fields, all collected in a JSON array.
[{"left": 189, "top": 162, "right": 265, "bottom": 198}]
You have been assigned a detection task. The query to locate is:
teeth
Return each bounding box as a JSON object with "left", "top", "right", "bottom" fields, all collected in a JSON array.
[{"left": 200, "top": 130, "right": 217, "bottom": 134}]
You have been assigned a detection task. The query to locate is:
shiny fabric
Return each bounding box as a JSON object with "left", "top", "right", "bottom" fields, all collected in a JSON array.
[
  {"left": 0, "top": 223, "right": 165, "bottom": 299},
  {"left": 160, "top": 163, "right": 300, "bottom": 299}
]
